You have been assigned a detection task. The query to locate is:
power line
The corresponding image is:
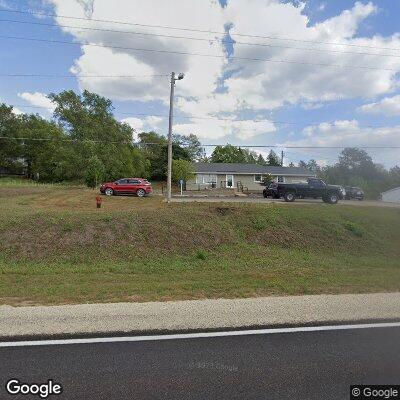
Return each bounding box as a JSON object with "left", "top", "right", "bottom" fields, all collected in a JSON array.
[
  {"left": 0, "top": 73, "right": 169, "bottom": 78},
  {"left": 7, "top": 103, "right": 400, "bottom": 130},
  {"left": 213, "top": 145, "right": 400, "bottom": 149},
  {"left": 0, "top": 34, "right": 399, "bottom": 72},
  {"left": 121, "top": 112, "right": 400, "bottom": 130},
  {"left": 1, "top": 7, "right": 400, "bottom": 52},
  {"left": 0, "top": 136, "right": 133, "bottom": 144},
  {"left": 0, "top": 136, "right": 398, "bottom": 149},
  {"left": 1, "top": 18, "right": 400, "bottom": 58}
]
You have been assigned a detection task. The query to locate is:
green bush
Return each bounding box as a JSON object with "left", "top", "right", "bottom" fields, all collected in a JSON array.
[
  {"left": 344, "top": 221, "right": 363, "bottom": 237},
  {"left": 195, "top": 250, "right": 207, "bottom": 260}
]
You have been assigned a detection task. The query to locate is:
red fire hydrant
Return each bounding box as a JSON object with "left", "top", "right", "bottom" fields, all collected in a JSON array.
[{"left": 96, "top": 195, "right": 102, "bottom": 209}]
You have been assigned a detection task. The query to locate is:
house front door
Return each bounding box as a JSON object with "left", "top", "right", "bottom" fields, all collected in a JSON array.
[{"left": 226, "top": 174, "right": 234, "bottom": 188}]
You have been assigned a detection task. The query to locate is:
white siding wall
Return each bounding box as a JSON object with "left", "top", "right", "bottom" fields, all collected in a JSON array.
[
  {"left": 381, "top": 188, "right": 400, "bottom": 203},
  {"left": 186, "top": 174, "right": 313, "bottom": 191}
]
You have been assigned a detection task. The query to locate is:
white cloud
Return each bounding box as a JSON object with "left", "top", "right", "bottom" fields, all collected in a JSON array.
[
  {"left": 174, "top": 118, "right": 276, "bottom": 140},
  {"left": 0, "top": 0, "right": 13, "bottom": 10},
  {"left": 358, "top": 95, "right": 400, "bottom": 116},
  {"left": 283, "top": 119, "right": 400, "bottom": 167},
  {"left": 18, "top": 92, "right": 56, "bottom": 112},
  {"left": 144, "top": 115, "right": 163, "bottom": 129},
  {"left": 121, "top": 117, "right": 144, "bottom": 130},
  {"left": 45, "top": 0, "right": 400, "bottom": 142},
  {"left": 223, "top": 0, "right": 400, "bottom": 111},
  {"left": 121, "top": 115, "right": 164, "bottom": 140},
  {"left": 11, "top": 107, "right": 24, "bottom": 115},
  {"left": 50, "top": 0, "right": 226, "bottom": 102}
]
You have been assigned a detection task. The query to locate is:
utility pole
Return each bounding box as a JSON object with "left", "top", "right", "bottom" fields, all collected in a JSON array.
[
  {"left": 281, "top": 150, "right": 285, "bottom": 167},
  {"left": 167, "top": 72, "right": 175, "bottom": 204},
  {"left": 167, "top": 72, "right": 185, "bottom": 203}
]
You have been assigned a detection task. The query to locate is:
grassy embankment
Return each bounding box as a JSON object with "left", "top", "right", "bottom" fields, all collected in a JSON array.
[{"left": 0, "top": 181, "right": 399, "bottom": 305}]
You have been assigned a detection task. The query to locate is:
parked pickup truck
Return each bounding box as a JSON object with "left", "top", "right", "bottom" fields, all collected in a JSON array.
[{"left": 265, "top": 178, "right": 345, "bottom": 204}]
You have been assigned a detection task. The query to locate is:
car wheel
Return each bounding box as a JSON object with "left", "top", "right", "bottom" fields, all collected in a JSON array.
[
  {"left": 136, "top": 189, "right": 146, "bottom": 197},
  {"left": 284, "top": 192, "right": 296, "bottom": 202},
  {"left": 327, "top": 193, "right": 339, "bottom": 204},
  {"left": 105, "top": 188, "right": 114, "bottom": 196}
]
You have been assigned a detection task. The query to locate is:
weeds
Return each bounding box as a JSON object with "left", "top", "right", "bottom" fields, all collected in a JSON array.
[{"left": 344, "top": 221, "right": 364, "bottom": 237}]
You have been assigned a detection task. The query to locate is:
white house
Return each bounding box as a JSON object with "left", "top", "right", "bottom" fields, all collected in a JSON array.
[
  {"left": 186, "top": 163, "right": 316, "bottom": 191},
  {"left": 381, "top": 187, "right": 400, "bottom": 203}
]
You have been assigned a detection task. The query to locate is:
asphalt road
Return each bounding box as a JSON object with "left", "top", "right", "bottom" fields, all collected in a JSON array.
[{"left": 1, "top": 325, "right": 399, "bottom": 400}]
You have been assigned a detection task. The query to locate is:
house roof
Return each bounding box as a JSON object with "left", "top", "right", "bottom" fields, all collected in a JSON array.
[{"left": 193, "top": 162, "right": 315, "bottom": 176}]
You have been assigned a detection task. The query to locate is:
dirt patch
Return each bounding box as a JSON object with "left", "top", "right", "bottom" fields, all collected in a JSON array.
[{"left": 214, "top": 206, "right": 235, "bottom": 215}]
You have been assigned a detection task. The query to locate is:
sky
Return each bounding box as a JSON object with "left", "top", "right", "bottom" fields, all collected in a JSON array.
[{"left": 0, "top": 0, "right": 400, "bottom": 167}]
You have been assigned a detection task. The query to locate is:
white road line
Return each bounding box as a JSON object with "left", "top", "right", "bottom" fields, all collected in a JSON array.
[{"left": 1, "top": 322, "right": 399, "bottom": 348}]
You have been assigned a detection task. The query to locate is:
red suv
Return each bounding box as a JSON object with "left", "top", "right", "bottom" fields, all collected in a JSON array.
[{"left": 100, "top": 178, "right": 152, "bottom": 197}]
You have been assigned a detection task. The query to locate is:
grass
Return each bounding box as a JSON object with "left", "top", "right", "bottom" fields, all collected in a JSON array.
[{"left": 0, "top": 183, "right": 399, "bottom": 305}]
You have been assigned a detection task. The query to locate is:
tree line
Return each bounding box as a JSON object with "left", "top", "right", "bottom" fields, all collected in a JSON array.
[
  {"left": 0, "top": 90, "right": 204, "bottom": 187},
  {"left": 1, "top": 90, "right": 399, "bottom": 197},
  {"left": 297, "top": 148, "right": 400, "bottom": 199}
]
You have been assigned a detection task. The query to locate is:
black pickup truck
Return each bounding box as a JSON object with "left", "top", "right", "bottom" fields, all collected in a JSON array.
[{"left": 264, "top": 178, "right": 345, "bottom": 204}]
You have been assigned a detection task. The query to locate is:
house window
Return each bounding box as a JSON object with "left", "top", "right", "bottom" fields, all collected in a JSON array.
[
  {"left": 196, "top": 174, "right": 217, "bottom": 184},
  {"left": 254, "top": 174, "right": 262, "bottom": 182},
  {"left": 277, "top": 176, "right": 285, "bottom": 183}
]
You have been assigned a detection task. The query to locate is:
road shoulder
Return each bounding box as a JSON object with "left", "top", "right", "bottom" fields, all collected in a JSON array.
[{"left": 1, "top": 293, "right": 399, "bottom": 340}]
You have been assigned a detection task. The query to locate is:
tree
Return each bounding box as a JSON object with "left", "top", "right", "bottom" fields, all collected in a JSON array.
[
  {"left": 261, "top": 173, "right": 273, "bottom": 185},
  {"left": 0, "top": 104, "right": 24, "bottom": 173},
  {"left": 288, "top": 162, "right": 295, "bottom": 167},
  {"left": 172, "top": 159, "right": 195, "bottom": 182},
  {"left": 298, "top": 160, "right": 308, "bottom": 169},
  {"left": 338, "top": 148, "right": 373, "bottom": 171},
  {"left": 317, "top": 148, "right": 397, "bottom": 199},
  {"left": 139, "top": 131, "right": 167, "bottom": 180},
  {"left": 210, "top": 144, "right": 258, "bottom": 164},
  {"left": 138, "top": 131, "right": 190, "bottom": 180},
  {"left": 85, "top": 156, "right": 105, "bottom": 188},
  {"left": 20, "top": 114, "right": 72, "bottom": 181},
  {"left": 306, "top": 159, "right": 321, "bottom": 173},
  {"left": 49, "top": 90, "right": 148, "bottom": 181},
  {"left": 173, "top": 134, "right": 205, "bottom": 161},
  {"left": 389, "top": 166, "right": 400, "bottom": 188},
  {"left": 257, "top": 154, "right": 267, "bottom": 166},
  {"left": 267, "top": 150, "right": 281, "bottom": 166},
  {"left": 211, "top": 145, "right": 243, "bottom": 163}
]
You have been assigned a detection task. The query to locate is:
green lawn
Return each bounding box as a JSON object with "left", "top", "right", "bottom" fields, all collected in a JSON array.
[{"left": 0, "top": 183, "right": 399, "bottom": 305}]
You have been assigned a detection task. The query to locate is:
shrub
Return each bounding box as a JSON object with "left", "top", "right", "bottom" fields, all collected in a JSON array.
[
  {"left": 344, "top": 221, "right": 363, "bottom": 237},
  {"left": 195, "top": 250, "right": 207, "bottom": 260}
]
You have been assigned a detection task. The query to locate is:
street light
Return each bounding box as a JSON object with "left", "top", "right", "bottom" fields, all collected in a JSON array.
[{"left": 167, "top": 71, "right": 185, "bottom": 203}]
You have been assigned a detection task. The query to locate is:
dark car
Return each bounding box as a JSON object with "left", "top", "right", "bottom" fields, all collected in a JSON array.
[
  {"left": 100, "top": 178, "right": 152, "bottom": 197},
  {"left": 344, "top": 186, "right": 364, "bottom": 201},
  {"left": 269, "top": 178, "right": 345, "bottom": 204},
  {"left": 263, "top": 182, "right": 280, "bottom": 199}
]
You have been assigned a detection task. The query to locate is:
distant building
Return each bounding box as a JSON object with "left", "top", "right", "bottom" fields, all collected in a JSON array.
[
  {"left": 381, "top": 187, "right": 400, "bottom": 203},
  {"left": 186, "top": 162, "right": 315, "bottom": 192}
]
